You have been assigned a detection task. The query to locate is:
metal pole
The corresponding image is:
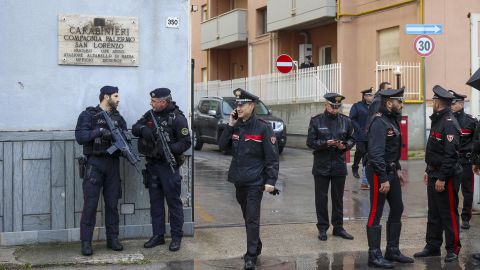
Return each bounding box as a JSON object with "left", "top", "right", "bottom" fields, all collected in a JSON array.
[
  {"left": 190, "top": 58, "right": 195, "bottom": 223},
  {"left": 422, "top": 57, "right": 427, "bottom": 147}
]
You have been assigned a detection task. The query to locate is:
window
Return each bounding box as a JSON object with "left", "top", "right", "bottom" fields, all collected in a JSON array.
[
  {"left": 209, "top": 100, "right": 220, "bottom": 114},
  {"left": 257, "top": 7, "right": 267, "bottom": 35},
  {"left": 377, "top": 26, "right": 400, "bottom": 62},
  {"left": 319, "top": 46, "right": 332, "bottom": 65},
  {"left": 201, "top": 67, "right": 207, "bottom": 82},
  {"left": 201, "top": 5, "right": 207, "bottom": 22},
  {"left": 198, "top": 100, "right": 209, "bottom": 114}
]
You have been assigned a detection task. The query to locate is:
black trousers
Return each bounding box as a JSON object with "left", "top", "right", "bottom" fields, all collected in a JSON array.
[
  {"left": 454, "top": 163, "right": 474, "bottom": 222},
  {"left": 314, "top": 175, "right": 346, "bottom": 231},
  {"left": 426, "top": 176, "right": 461, "bottom": 254},
  {"left": 146, "top": 162, "right": 184, "bottom": 240},
  {"left": 366, "top": 165, "right": 404, "bottom": 227},
  {"left": 80, "top": 156, "right": 121, "bottom": 241},
  {"left": 236, "top": 185, "right": 263, "bottom": 260},
  {"left": 352, "top": 141, "right": 367, "bottom": 169}
]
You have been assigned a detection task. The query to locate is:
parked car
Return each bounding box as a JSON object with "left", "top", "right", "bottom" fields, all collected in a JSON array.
[{"left": 193, "top": 96, "right": 287, "bottom": 154}]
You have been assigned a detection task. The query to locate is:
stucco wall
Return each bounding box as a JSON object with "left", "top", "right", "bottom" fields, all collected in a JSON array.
[{"left": 0, "top": 0, "right": 190, "bottom": 131}]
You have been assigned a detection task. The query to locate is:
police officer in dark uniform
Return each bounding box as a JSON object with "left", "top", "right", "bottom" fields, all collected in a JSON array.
[
  {"left": 449, "top": 90, "right": 478, "bottom": 230},
  {"left": 350, "top": 87, "right": 374, "bottom": 184},
  {"left": 75, "top": 86, "right": 126, "bottom": 256},
  {"left": 472, "top": 123, "right": 480, "bottom": 261},
  {"left": 414, "top": 85, "right": 462, "bottom": 262},
  {"left": 306, "top": 93, "right": 355, "bottom": 242},
  {"left": 132, "top": 88, "right": 191, "bottom": 252},
  {"left": 218, "top": 88, "right": 279, "bottom": 270},
  {"left": 366, "top": 88, "right": 413, "bottom": 268}
]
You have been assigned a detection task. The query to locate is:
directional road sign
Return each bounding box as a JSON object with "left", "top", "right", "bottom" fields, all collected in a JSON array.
[{"left": 406, "top": 24, "right": 442, "bottom": 35}]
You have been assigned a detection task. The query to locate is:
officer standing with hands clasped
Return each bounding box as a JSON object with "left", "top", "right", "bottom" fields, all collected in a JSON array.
[
  {"left": 306, "top": 93, "right": 355, "bottom": 242},
  {"left": 75, "top": 86, "right": 127, "bottom": 256},
  {"left": 218, "top": 88, "right": 279, "bottom": 270},
  {"left": 414, "top": 85, "right": 462, "bottom": 263},
  {"left": 449, "top": 90, "right": 478, "bottom": 230},
  {"left": 366, "top": 88, "right": 413, "bottom": 268},
  {"left": 132, "top": 88, "right": 191, "bottom": 252}
]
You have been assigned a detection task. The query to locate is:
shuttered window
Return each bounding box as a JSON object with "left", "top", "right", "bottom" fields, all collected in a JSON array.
[{"left": 377, "top": 26, "right": 400, "bottom": 62}]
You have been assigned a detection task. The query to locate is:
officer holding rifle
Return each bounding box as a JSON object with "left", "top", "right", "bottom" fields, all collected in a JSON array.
[{"left": 132, "top": 88, "right": 191, "bottom": 252}]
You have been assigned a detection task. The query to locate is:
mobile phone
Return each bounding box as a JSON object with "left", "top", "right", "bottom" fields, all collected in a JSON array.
[{"left": 233, "top": 109, "right": 239, "bottom": 120}]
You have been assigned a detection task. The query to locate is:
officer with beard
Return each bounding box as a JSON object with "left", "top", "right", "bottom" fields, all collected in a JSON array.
[
  {"left": 414, "top": 85, "right": 461, "bottom": 263},
  {"left": 75, "top": 86, "right": 126, "bottom": 256},
  {"left": 132, "top": 88, "right": 191, "bottom": 252},
  {"left": 366, "top": 88, "right": 413, "bottom": 268}
]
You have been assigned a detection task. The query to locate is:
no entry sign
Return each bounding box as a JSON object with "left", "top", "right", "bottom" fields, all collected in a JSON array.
[{"left": 276, "top": 54, "right": 294, "bottom": 73}]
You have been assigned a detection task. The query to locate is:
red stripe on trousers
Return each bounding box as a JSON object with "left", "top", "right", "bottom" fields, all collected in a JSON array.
[
  {"left": 368, "top": 174, "right": 379, "bottom": 227},
  {"left": 448, "top": 179, "right": 460, "bottom": 254}
]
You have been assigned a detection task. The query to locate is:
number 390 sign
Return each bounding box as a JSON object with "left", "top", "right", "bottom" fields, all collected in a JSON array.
[{"left": 414, "top": 35, "right": 435, "bottom": 57}]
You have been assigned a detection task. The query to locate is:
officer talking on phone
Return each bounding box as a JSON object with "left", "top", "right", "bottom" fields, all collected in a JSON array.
[{"left": 219, "top": 88, "right": 279, "bottom": 270}]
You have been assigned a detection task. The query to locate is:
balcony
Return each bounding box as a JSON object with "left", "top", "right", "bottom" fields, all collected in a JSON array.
[
  {"left": 200, "top": 9, "right": 247, "bottom": 50},
  {"left": 267, "top": 0, "right": 336, "bottom": 32}
]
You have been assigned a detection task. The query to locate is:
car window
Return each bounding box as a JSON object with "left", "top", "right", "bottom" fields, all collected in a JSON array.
[
  {"left": 224, "top": 99, "right": 270, "bottom": 115},
  {"left": 209, "top": 100, "right": 220, "bottom": 113},
  {"left": 199, "top": 100, "right": 210, "bottom": 114}
]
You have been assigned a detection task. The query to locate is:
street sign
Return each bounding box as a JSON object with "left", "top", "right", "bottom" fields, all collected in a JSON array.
[
  {"left": 276, "top": 54, "right": 294, "bottom": 73},
  {"left": 406, "top": 24, "right": 442, "bottom": 35},
  {"left": 414, "top": 35, "right": 435, "bottom": 57}
]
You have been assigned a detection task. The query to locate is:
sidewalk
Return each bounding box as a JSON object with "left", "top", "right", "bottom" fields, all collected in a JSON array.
[{"left": 2, "top": 216, "right": 480, "bottom": 269}]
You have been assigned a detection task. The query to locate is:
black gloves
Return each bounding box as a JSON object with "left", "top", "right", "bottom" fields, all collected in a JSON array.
[
  {"left": 97, "top": 128, "right": 112, "bottom": 140},
  {"left": 141, "top": 126, "right": 156, "bottom": 142}
]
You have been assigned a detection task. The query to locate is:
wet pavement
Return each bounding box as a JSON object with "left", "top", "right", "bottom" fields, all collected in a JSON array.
[{"left": 194, "top": 145, "right": 436, "bottom": 227}]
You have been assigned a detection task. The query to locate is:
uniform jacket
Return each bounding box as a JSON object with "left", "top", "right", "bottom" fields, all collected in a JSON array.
[
  {"left": 453, "top": 109, "right": 478, "bottom": 163},
  {"left": 218, "top": 113, "right": 279, "bottom": 187},
  {"left": 425, "top": 108, "right": 461, "bottom": 181},
  {"left": 306, "top": 111, "right": 355, "bottom": 176},
  {"left": 349, "top": 101, "right": 370, "bottom": 141},
  {"left": 131, "top": 102, "right": 191, "bottom": 161},
  {"left": 75, "top": 105, "right": 127, "bottom": 157},
  {"left": 367, "top": 107, "right": 402, "bottom": 183}
]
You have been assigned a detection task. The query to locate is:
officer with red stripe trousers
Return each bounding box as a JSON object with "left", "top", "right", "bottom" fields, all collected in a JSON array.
[
  {"left": 449, "top": 90, "right": 478, "bottom": 230},
  {"left": 366, "top": 88, "right": 413, "bottom": 268},
  {"left": 414, "top": 85, "right": 462, "bottom": 262},
  {"left": 219, "top": 88, "right": 279, "bottom": 270}
]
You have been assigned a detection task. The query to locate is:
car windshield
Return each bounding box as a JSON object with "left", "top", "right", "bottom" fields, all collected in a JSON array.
[{"left": 223, "top": 99, "right": 270, "bottom": 115}]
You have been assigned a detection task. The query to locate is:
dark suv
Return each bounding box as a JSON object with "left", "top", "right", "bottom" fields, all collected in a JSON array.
[{"left": 193, "top": 97, "right": 287, "bottom": 154}]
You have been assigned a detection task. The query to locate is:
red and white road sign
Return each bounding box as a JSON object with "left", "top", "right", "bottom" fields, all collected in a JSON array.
[
  {"left": 413, "top": 35, "right": 435, "bottom": 57},
  {"left": 276, "top": 54, "right": 294, "bottom": 73}
]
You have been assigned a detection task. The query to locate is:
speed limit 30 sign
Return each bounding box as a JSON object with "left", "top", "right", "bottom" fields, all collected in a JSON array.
[{"left": 414, "top": 35, "right": 435, "bottom": 57}]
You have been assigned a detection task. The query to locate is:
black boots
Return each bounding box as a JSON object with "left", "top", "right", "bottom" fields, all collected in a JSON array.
[
  {"left": 367, "top": 225, "right": 394, "bottom": 269},
  {"left": 413, "top": 248, "right": 441, "bottom": 258},
  {"left": 461, "top": 219, "right": 470, "bottom": 230},
  {"left": 81, "top": 241, "right": 93, "bottom": 256},
  {"left": 352, "top": 165, "right": 360, "bottom": 179},
  {"left": 144, "top": 235, "right": 165, "bottom": 248},
  {"left": 384, "top": 223, "right": 414, "bottom": 264},
  {"left": 107, "top": 237, "right": 123, "bottom": 251}
]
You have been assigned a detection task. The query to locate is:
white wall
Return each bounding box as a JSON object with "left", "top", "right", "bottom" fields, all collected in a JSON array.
[{"left": 0, "top": 0, "right": 190, "bottom": 131}]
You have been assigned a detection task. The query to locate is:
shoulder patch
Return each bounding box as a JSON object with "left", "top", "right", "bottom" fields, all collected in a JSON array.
[{"left": 181, "top": 128, "right": 189, "bottom": 136}]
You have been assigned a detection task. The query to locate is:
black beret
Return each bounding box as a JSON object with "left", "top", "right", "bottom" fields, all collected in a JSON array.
[
  {"left": 324, "top": 92, "right": 345, "bottom": 105},
  {"left": 150, "top": 88, "right": 171, "bottom": 99},
  {"left": 361, "top": 87, "right": 373, "bottom": 95},
  {"left": 379, "top": 88, "right": 405, "bottom": 100},
  {"left": 100, "top": 86, "right": 119, "bottom": 95},
  {"left": 432, "top": 85, "right": 454, "bottom": 101},
  {"left": 233, "top": 88, "right": 259, "bottom": 105},
  {"left": 448, "top": 90, "right": 467, "bottom": 102}
]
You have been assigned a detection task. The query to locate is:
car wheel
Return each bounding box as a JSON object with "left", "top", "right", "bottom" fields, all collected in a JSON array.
[{"left": 193, "top": 130, "right": 203, "bottom": 150}]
